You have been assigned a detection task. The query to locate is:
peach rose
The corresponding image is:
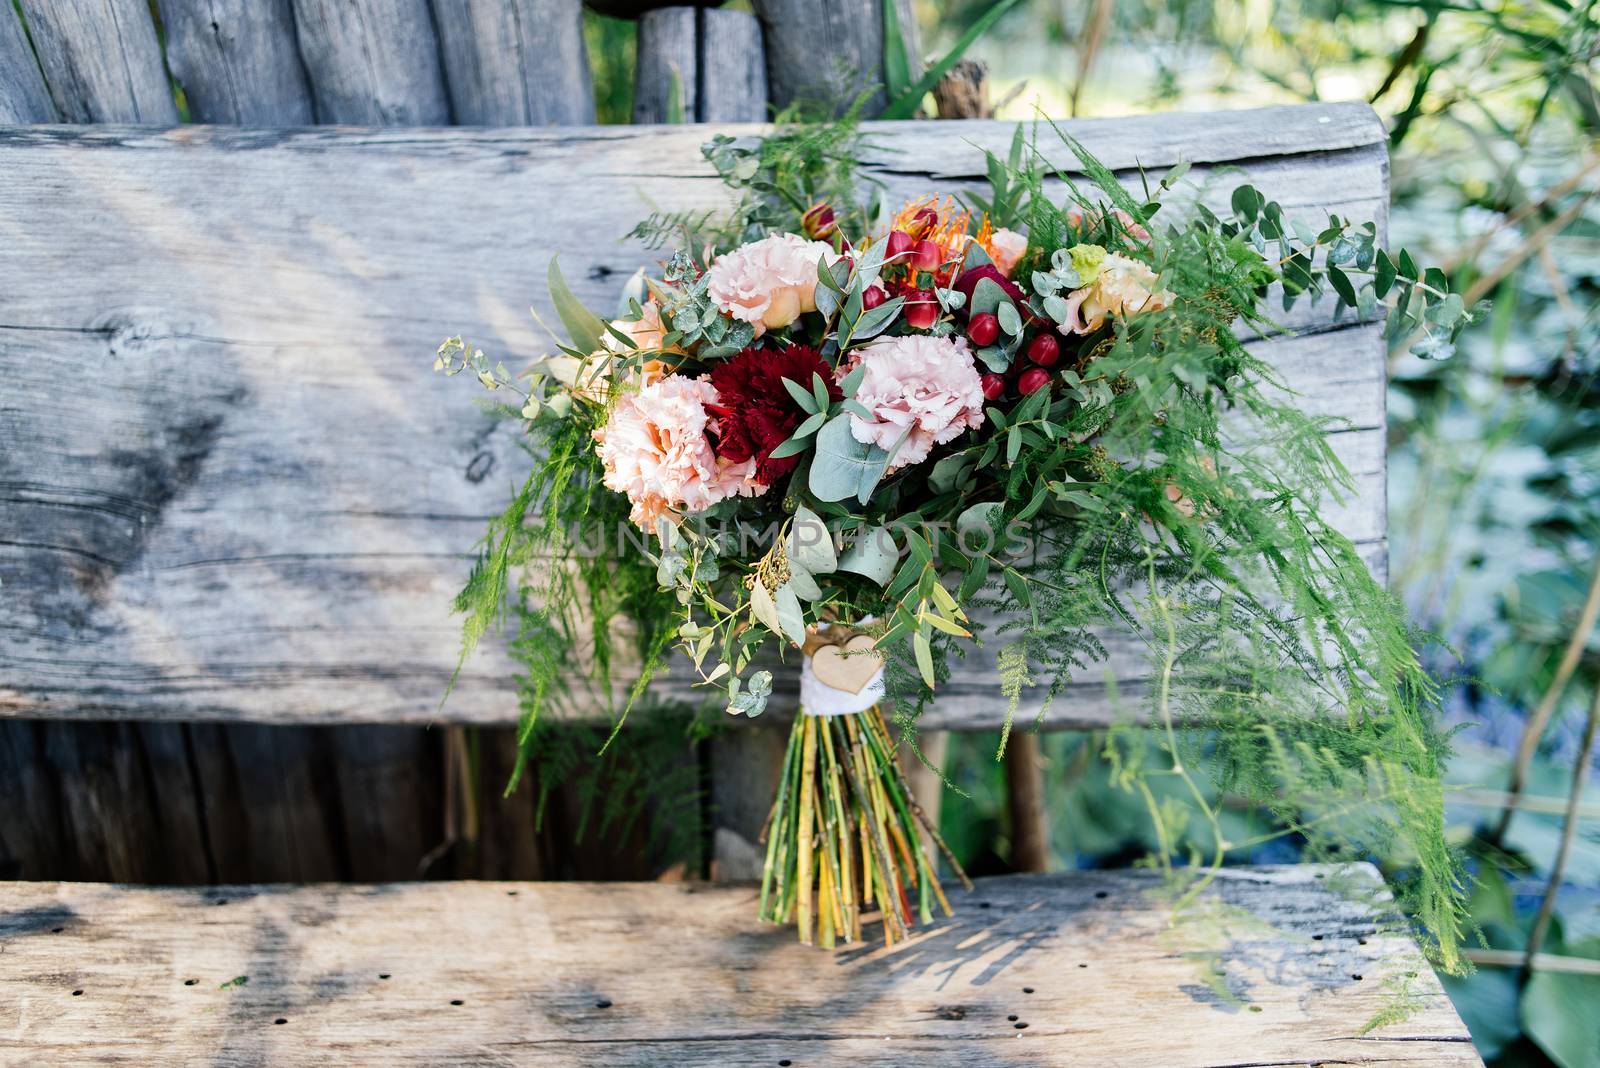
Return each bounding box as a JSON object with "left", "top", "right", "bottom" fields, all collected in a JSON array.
[
  {"left": 706, "top": 233, "right": 838, "bottom": 333},
  {"left": 988, "top": 228, "right": 1028, "bottom": 277}
]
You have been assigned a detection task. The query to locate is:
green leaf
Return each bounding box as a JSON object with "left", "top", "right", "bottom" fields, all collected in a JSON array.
[
  {"left": 786, "top": 562, "right": 822, "bottom": 601},
  {"left": 879, "top": 0, "right": 1024, "bottom": 120},
  {"left": 547, "top": 257, "right": 608, "bottom": 355},
  {"left": 1327, "top": 264, "right": 1358, "bottom": 306},
  {"left": 969, "top": 276, "right": 1013, "bottom": 318},
  {"left": 782, "top": 375, "right": 819, "bottom": 413},
  {"left": 841, "top": 399, "right": 875, "bottom": 421},
  {"left": 879, "top": 0, "right": 912, "bottom": 99},
  {"left": 929, "top": 453, "right": 973, "bottom": 493},
  {"left": 749, "top": 578, "right": 782, "bottom": 636},
  {"left": 913, "top": 630, "right": 936, "bottom": 688},
  {"left": 1002, "top": 566, "right": 1031, "bottom": 610},
  {"left": 809, "top": 414, "right": 891, "bottom": 504},
  {"left": 786, "top": 506, "right": 837, "bottom": 574},
  {"left": 997, "top": 301, "right": 1022, "bottom": 336},
  {"left": 956, "top": 501, "right": 1003, "bottom": 551},
  {"left": 1374, "top": 250, "right": 1397, "bottom": 299},
  {"left": 837, "top": 525, "right": 901, "bottom": 585},
  {"left": 767, "top": 434, "right": 813, "bottom": 460},
  {"left": 1398, "top": 248, "right": 1420, "bottom": 280},
  {"left": 793, "top": 411, "right": 827, "bottom": 439},
  {"left": 1231, "top": 185, "right": 1262, "bottom": 223},
  {"left": 847, "top": 296, "right": 905, "bottom": 343},
  {"left": 810, "top": 372, "right": 831, "bottom": 413},
  {"left": 774, "top": 582, "right": 807, "bottom": 645},
  {"left": 840, "top": 363, "right": 867, "bottom": 398}
]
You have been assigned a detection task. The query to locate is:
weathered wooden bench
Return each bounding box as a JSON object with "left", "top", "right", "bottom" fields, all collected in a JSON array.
[{"left": 0, "top": 1, "right": 1478, "bottom": 1063}]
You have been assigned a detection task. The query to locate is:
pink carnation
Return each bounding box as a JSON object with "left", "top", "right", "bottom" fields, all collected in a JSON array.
[
  {"left": 594, "top": 375, "right": 764, "bottom": 528},
  {"left": 706, "top": 233, "right": 837, "bottom": 333},
  {"left": 847, "top": 334, "right": 986, "bottom": 471}
]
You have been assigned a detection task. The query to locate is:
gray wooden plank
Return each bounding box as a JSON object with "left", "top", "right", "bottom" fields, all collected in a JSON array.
[
  {"left": 753, "top": 0, "right": 920, "bottom": 118},
  {"left": 155, "top": 0, "right": 315, "bottom": 124},
  {"left": 0, "top": 866, "right": 1478, "bottom": 1065},
  {"left": 0, "top": 109, "right": 1389, "bottom": 727},
  {"left": 634, "top": 8, "right": 769, "bottom": 124},
  {"left": 0, "top": 5, "right": 56, "bottom": 122},
  {"left": 16, "top": 0, "right": 178, "bottom": 122},
  {"left": 430, "top": 0, "right": 594, "bottom": 126},
  {"left": 289, "top": 0, "right": 450, "bottom": 124},
  {"left": 632, "top": 6, "right": 695, "bottom": 124},
  {"left": 699, "top": 9, "right": 767, "bottom": 122}
]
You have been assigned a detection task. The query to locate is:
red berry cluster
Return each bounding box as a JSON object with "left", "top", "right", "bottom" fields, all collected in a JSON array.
[
  {"left": 881, "top": 220, "right": 952, "bottom": 331},
  {"left": 975, "top": 324, "right": 1061, "bottom": 402}
]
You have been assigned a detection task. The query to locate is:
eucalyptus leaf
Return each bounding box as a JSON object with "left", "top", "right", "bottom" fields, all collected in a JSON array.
[
  {"left": 749, "top": 579, "right": 782, "bottom": 635},
  {"left": 809, "top": 414, "right": 891, "bottom": 504},
  {"left": 774, "top": 582, "right": 807, "bottom": 644},
  {"left": 837, "top": 525, "right": 901, "bottom": 585},
  {"left": 786, "top": 506, "right": 838, "bottom": 574},
  {"left": 969, "top": 276, "right": 1012, "bottom": 318}
]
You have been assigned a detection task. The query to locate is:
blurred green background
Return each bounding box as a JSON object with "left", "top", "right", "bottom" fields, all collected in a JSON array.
[{"left": 585, "top": 2, "right": 1598, "bottom": 1063}]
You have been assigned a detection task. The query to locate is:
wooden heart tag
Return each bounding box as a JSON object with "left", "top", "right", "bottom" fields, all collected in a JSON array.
[{"left": 809, "top": 634, "right": 884, "bottom": 695}]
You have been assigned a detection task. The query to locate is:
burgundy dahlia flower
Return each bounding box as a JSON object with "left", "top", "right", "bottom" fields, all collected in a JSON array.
[{"left": 708, "top": 344, "right": 842, "bottom": 485}]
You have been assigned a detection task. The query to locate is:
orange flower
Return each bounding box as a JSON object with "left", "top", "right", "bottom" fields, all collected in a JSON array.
[{"left": 887, "top": 197, "right": 979, "bottom": 268}]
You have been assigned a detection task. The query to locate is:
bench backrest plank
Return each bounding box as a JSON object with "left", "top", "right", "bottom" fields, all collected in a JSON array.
[{"left": 0, "top": 105, "right": 1388, "bottom": 730}]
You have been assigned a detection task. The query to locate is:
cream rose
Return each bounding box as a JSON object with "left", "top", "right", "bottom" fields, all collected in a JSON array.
[{"left": 1059, "top": 253, "right": 1174, "bottom": 335}]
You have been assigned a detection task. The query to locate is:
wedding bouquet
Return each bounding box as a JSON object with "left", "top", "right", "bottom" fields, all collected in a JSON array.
[{"left": 437, "top": 117, "right": 1473, "bottom": 962}]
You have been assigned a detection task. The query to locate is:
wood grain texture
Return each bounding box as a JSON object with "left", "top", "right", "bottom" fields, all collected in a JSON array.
[
  {"left": 635, "top": 7, "right": 767, "bottom": 123},
  {"left": 289, "top": 0, "right": 450, "bottom": 124},
  {"left": 0, "top": 106, "right": 1389, "bottom": 729},
  {"left": 155, "top": 0, "right": 316, "bottom": 124},
  {"left": 0, "top": 865, "right": 1478, "bottom": 1066},
  {"left": 15, "top": 0, "right": 178, "bottom": 122},
  {"left": 752, "top": 0, "right": 919, "bottom": 117},
  {"left": 632, "top": 6, "right": 696, "bottom": 123},
  {"left": 430, "top": 0, "right": 595, "bottom": 126},
  {"left": 700, "top": 9, "right": 767, "bottom": 122},
  {"left": 0, "top": 5, "right": 56, "bottom": 123}
]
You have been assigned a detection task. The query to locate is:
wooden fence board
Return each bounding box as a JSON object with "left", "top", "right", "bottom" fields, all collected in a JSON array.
[
  {"left": 634, "top": 8, "right": 768, "bottom": 124},
  {"left": 0, "top": 6, "right": 55, "bottom": 123},
  {"left": 753, "top": 0, "right": 921, "bottom": 117},
  {"left": 15, "top": 0, "right": 178, "bottom": 123},
  {"left": 700, "top": 9, "right": 769, "bottom": 122},
  {"left": 0, "top": 865, "right": 1477, "bottom": 1066},
  {"left": 155, "top": 0, "right": 316, "bottom": 124},
  {"left": 430, "top": 0, "right": 594, "bottom": 126},
  {"left": 0, "top": 106, "right": 1390, "bottom": 728},
  {"left": 288, "top": 0, "right": 450, "bottom": 124}
]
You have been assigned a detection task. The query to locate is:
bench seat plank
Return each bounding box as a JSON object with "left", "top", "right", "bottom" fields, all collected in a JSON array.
[{"left": 0, "top": 864, "right": 1476, "bottom": 1066}]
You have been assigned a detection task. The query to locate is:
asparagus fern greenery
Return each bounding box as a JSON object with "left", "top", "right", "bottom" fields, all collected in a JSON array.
[{"left": 435, "top": 113, "right": 1479, "bottom": 970}]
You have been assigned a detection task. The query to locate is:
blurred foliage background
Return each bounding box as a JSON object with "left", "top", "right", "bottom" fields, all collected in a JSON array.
[
  {"left": 941, "top": 3, "right": 1600, "bottom": 1064},
  {"left": 582, "top": 2, "right": 1598, "bottom": 1062}
]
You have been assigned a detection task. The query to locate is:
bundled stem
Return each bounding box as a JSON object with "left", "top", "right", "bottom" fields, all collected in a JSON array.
[{"left": 759, "top": 706, "right": 968, "bottom": 947}]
